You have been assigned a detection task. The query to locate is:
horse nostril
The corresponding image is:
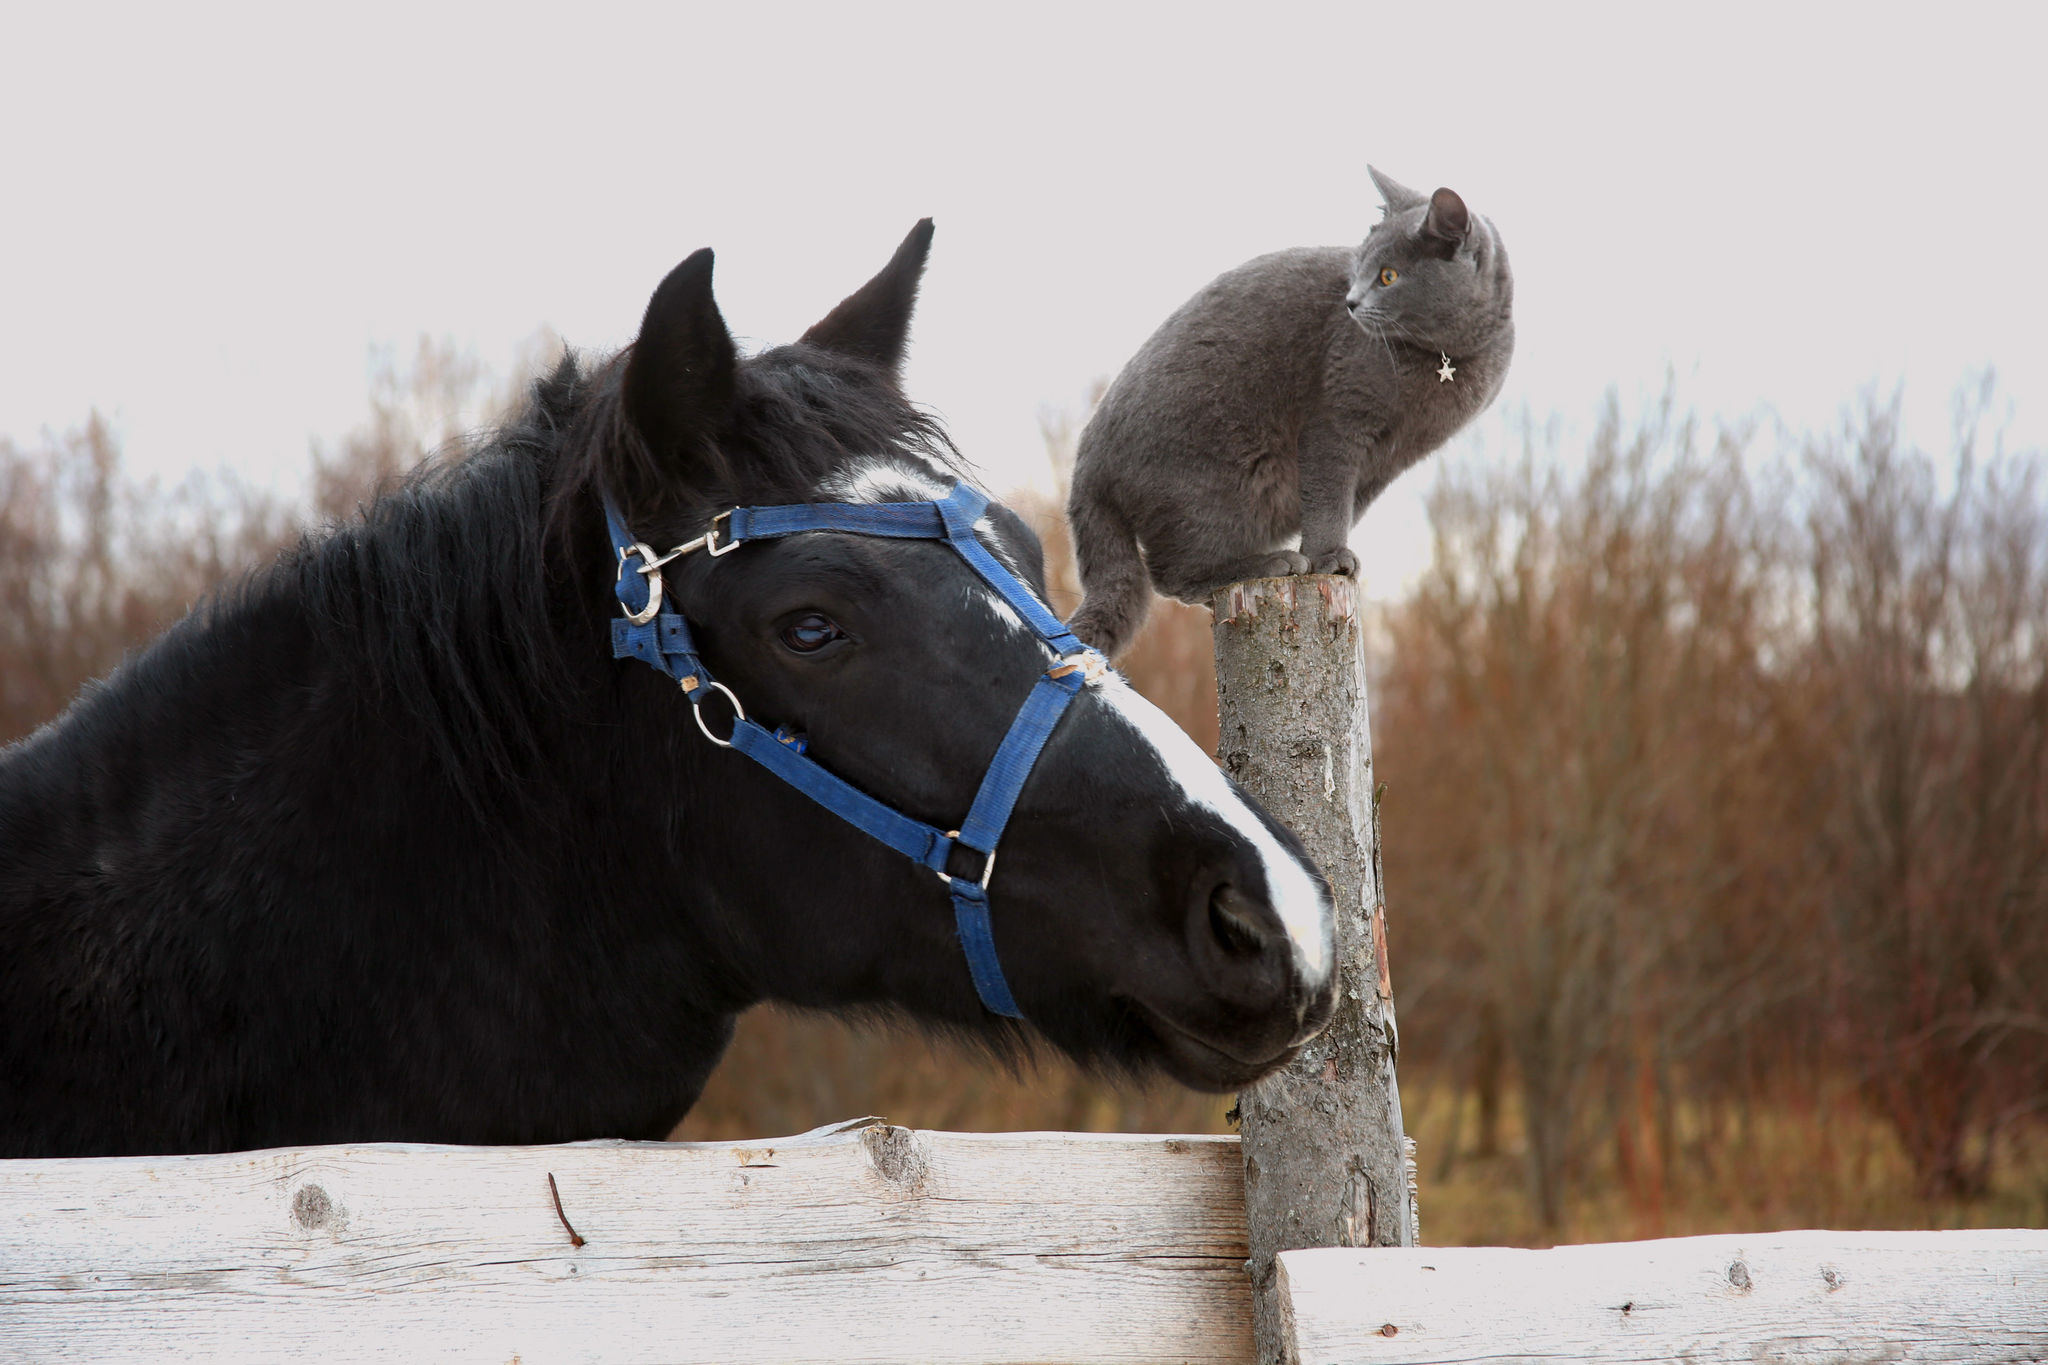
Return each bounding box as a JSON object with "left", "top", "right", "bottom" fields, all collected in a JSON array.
[{"left": 1207, "top": 883, "right": 1269, "bottom": 959}]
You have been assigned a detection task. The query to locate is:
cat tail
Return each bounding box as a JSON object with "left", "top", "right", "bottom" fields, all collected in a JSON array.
[{"left": 1066, "top": 491, "right": 1152, "bottom": 661}]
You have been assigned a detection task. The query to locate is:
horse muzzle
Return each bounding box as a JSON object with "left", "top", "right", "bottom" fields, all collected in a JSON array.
[{"left": 1119, "top": 849, "right": 1339, "bottom": 1090}]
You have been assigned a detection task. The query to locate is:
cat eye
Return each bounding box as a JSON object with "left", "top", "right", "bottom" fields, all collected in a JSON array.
[
  {"left": 779, "top": 613, "right": 846, "bottom": 654},
  {"left": 1378, "top": 266, "right": 1399, "bottom": 287}
]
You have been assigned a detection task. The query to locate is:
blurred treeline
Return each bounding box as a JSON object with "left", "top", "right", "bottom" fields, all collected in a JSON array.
[
  {"left": 1375, "top": 388, "right": 2047, "bottom": 1240},
  {"left": 3, "top": 352, "right": 2042, "bottom": 1244},
  {"left": 0, "top": 341, "right": 509, "bottom": 741}
]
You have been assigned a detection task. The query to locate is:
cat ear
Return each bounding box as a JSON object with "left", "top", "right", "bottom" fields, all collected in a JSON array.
[
  {"left": 1422, "top": 187, "right": 1470, "bottom": 241},
  {"left": 800, "top": 218, "right": 935, "bottom": 376},
  {"left": 1369, "top": 166, "right": 1428, "bottom": 212},
  {"left": 1418, "top": 187, "right": 1470, "bottom": 259},
  {"left": 622, "top": 248, "right": 739, "bottom": 464}
]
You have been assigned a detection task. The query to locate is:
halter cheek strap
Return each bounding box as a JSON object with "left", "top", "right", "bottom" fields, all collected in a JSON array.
[{"left": 604, "top": 483, "right": 1105, "bottom": 1020}]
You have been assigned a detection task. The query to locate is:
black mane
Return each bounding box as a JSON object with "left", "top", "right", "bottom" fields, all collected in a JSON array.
[{"left": 286, "top": 435, "right": 562, "bottom": 816}]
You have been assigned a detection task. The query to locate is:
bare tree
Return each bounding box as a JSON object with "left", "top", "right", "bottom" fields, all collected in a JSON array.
[
  {"left": 1378, "top": 398, "right": 1810, "bottom": 1230},
  {"left": 1797, "top": 387, "right": 2048, "bottom": 1197}
]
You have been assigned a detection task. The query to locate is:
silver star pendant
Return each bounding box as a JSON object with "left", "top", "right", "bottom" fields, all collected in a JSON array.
[{"left": 1437, "top": 352, "right": 1457, "bottom": 383}]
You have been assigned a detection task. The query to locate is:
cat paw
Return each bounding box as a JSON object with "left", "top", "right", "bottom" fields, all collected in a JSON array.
[
  {"left": 1307, "top": 548, "right": 1360, "bottom": 577},
  {"left": 1260, "top": 551, "right": 1312, "bottom": 577}
]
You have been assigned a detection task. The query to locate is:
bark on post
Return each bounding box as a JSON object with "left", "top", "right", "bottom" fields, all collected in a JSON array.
[{"left": 1211, "top": 574, "right": 1416, "bottom": 1365}]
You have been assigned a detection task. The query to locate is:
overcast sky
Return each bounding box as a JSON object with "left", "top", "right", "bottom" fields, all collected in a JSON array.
[{"left": 4, "top": 3, "right": 2042, "bottom": 596}]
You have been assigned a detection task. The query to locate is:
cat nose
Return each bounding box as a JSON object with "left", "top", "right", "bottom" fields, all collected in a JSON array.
[{"left": 1344, "top": 290, "right": 1365, "bottom": 310}]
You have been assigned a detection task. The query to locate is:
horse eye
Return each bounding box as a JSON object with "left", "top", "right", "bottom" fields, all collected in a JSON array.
[
  {"left": 1379, "top": 266, "right": 1399, "bottom": 286},
  {"left": 779, "top": 613, "right": 845, "bottom": 655}
]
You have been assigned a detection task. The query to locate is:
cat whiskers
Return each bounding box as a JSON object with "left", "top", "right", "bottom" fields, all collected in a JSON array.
[
  {"left": 1349, "top": 309, "right": 1400, "bottom": 371},
  {"left": 1357, "top": 310, "right": 1439, "bottom": 368},
  {"left": 1377, "top": 315, "right": 1431, "bottom": 349}
]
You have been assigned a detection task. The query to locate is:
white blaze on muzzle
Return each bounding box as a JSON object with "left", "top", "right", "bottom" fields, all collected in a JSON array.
[
  {"left": 823, "top": 460, "right": 1334, "bottom": 985},
  {"left": 1093, "top": 676, "right": 1334, "bottom": 982}
]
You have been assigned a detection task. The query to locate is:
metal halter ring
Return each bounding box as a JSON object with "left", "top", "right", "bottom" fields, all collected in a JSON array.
[
  {"left": 615, "top": 543, "right": 666, "bottom": 626},
  {"left": 690, "top": 680, "right": 746, "bottom": 747},
  {"left": 616, "top": 512, "right": 742, "bottom": 626},
  {"left": 936, "top": 831, "right": 997, "bottom": 891}
]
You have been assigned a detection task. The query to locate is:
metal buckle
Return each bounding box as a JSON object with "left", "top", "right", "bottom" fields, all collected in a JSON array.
[
  {"left": 690, "top": 680, "right": 746, "bottom": 748},
  {"left": 668, "top": 511, "right": 737, "bottom": 560},
  {"left": 935, "top": 830, "right": 997, "bottom": 891},
  {"left": 704, "top": 511, "right": 739, "bottom": 557},
  {"left": 616, "top": 512, "right": 739, "bottom": 625}
]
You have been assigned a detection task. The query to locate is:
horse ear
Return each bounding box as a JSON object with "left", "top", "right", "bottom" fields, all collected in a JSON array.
[
  {"left": 799, "top": 219, "right": 935, "bottom": 375},
  {"left": 623, "top": 248, "right": 738, "bottom": 459},
  {"left": 1368, "top": 166, "right": 1427, "bottom": 212}
]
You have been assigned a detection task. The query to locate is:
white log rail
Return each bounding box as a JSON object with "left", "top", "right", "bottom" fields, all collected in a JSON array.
[
  {"left": 0, "top": 1121, "right": 1252, "bottom": 1365},
  {"left": 1278, "top": 1230, "right": 2048, "bottom": 1365},
  {"left": 4, "top": 1123, "right": 2044, "bottom": 1364}
]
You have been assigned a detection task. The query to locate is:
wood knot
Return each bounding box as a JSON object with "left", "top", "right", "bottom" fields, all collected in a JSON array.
[
  {"left": 291, "top": 1184, "right": 335, "bottom": 1231},
  {"left": 1727, "top": 1259, "right": 1753, "bottom": 1291},
  {"left": 861, "top": 1125, "right": 929, "bottom": 1191}
]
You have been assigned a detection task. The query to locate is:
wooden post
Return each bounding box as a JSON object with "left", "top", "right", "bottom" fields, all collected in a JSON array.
[{"left": 1211, "top": 575, "right": 1416, "bottom": 1365}]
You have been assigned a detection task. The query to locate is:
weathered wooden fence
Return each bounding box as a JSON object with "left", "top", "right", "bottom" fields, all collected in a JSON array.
[
  {"left": 1280, "top": 1231, "right": 2048, "bottom": 1365},
  {"left": 5, "top": 574, "right": 2045, "bottom": 1363},
  {"left": 0, "top": 1122, "right": 1249, "bottom": 1363},
  {"left": 3, "top": 1121, "right": 2043, "bottom": 1363}
]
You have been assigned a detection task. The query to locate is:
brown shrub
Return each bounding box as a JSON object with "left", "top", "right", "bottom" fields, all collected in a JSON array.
[{"left": 1377, "top": 386, "right": 2047, "bottom": 1229}]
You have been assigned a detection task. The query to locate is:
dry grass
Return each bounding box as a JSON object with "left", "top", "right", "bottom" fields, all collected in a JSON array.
[
  {"left": 675, "top": 1005, "right": 1235, "bottom": 1141},
  {"left": 1405, "top": 1081, "right": 2048, "bottom": 1248}
]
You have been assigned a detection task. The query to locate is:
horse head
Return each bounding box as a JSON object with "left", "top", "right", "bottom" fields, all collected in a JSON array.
[{"left": 572, "top": 222, "right": 1337, "bottom": 1090}]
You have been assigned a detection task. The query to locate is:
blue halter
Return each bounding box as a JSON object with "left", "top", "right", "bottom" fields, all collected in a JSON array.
[{"left": 604, "top": 481, "right": 1105, "bottom": 1020}]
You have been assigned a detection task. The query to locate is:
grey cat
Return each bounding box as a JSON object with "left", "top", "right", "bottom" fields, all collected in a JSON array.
[{"left": 1067, "top": 168, "right": 1514, "bottom": 658}]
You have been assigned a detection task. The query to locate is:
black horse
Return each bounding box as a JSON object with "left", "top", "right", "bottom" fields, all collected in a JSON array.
[{"left": 0, "top": 223, "right": 1335, "bottom": 1158}]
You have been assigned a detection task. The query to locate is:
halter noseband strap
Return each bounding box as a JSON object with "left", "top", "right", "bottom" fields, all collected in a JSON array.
[{"left": 603, "top": 482, "right": 1105, "bottom": 1020}]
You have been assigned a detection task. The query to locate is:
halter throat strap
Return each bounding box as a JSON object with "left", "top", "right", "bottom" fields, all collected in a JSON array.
[{"left": 604, "top": 482, "right": 1103, "bottom": 1019}]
